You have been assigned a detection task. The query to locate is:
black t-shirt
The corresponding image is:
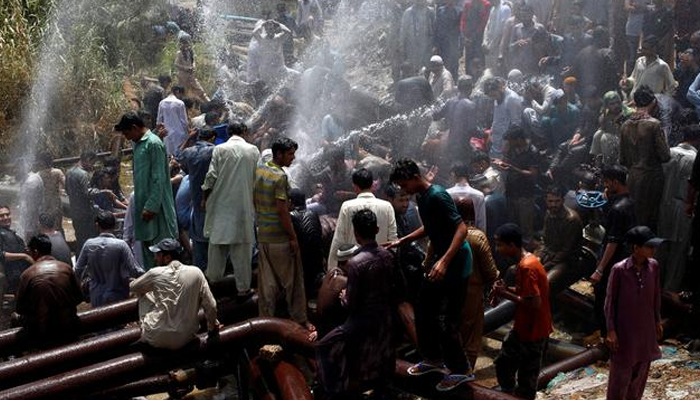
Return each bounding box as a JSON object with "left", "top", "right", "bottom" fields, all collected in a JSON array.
[
  {"left": 602, "top": 193, "right": 637, "bottom": 267},
  {"left": 505, "top": 145, "right": 539, "bottom": 199}
]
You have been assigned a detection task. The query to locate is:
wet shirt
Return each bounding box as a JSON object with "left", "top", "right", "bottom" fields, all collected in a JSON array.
[
  {"left": 605, "top": 257, "right": 661, "bottom": 368},
  {"left": 513, "top": 254, "right": 552, "bottom": 342},
  {"left": 254, "top": 161, "right": 290, "bottom": 244}
]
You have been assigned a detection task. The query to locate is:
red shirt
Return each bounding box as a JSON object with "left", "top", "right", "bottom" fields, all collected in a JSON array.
[{"left": 513, "top": 254, "right": 552, "bottom": 342}]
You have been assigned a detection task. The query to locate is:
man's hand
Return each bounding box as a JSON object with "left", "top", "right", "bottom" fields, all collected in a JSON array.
[
  {"left": 605, "top": 330, "right": 619, "bottom": 352},
  {"left": 141, "top": 210, "right": 155, "bottom": 222},
  {"left": 23, "top": 254, "right": 34, "bottom": 264},
  {"left": 425, "top": 165, "right": 439, "bottom": 183},
  {"left": 289, "top": 238, "right": 300, "bottom": 255},
  {"left": 589, "top": 268, "right": 603, "bottom": 284},
  {"left": 427, "top": 258, "right": 448, "bottom": 282},
  {"left": 383, "top": 238, "right": 403, "bottom": 250}
]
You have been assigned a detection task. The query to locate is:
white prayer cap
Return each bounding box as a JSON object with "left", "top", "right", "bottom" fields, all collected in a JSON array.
[{"left": 429, "top": 55, "right": 444, "bottom": 64}]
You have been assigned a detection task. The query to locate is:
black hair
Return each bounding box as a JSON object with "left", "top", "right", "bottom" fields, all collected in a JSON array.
[
  {"left": 390, "top": 158, "right": 421, "bottom": 183},
  {"left": 172, "top": 85, "right": 186, "bottom": 95},
  {"left": 545, "top": 184, "right": 567, "bottom": 198},
  {"left": 633, "top": 85, "right": 656, "bottom": 107},
  {"left": 137, "top": 110, "right": 153, "bottom": 124},
  {"left": 36, "top": 152, "right": 53, "bottom": 169},
  {"left": 182, "top": 97, "right": 196, "bottom": 110},
  {"left": 289, "top": 188, "right": 307, "bottom": 209},
  {"left": 483, "top": 77, "right": 505, "bottom": 94},
  {"left": 451, "top": 163, "right": 471, "bottom": 178},
  {"left": 271, "top": 137, "right": 299, "bottom": 158},
  {"left": 384, "top": 183, "right": 404, "bottom": 199},
  {"left": 204, "top": 111, "right": 220, "bottom": 126},
  {"left": 161, "top": 249, "right": 181, "bottom": 261},
  {"left": 601, "top": 165, "right": 628, "bottom": 185},
  {"left": 80, "top": 150, "right": 98, "bottom": 163},
  {"left": 0, "top": 205, "right": 10, "bottom": 212},
  {"left": 495, "top": 223, "right": 523, "bottom": 248},
  {"left": 683, "top": 124, "right": 700, "bottom": 142},
  {"left": 95, "top": 210, "right": 117, "bottom": 230},
  {"left": 158, "top": 75, "right": 172, "bottom": 86},
  {"left": 28, "top": 234, "right": 52, "bottom": 256},
  {"left": 471, "top": 151, "right": 491, "bottom": 165},
  {"left": 504, "top": 126, "right": 528, "bottom": 141},
  {"left": 39, "top": 213, "right": 56, "bottom": 229},
  {"left": 227, "top": 120, "right": 248, "bottom": 137},
  {"left": 198, "top": 128, "right": 216, "bottom": 140},
  {"left": 102, "top": 156, "right": 120, "bottom": 168},
  {"left": 352, "top": 209, "right": 378, "bottom": 240},
  {"left": 352, "top": 168, "right": 374, "bottom": 190}
]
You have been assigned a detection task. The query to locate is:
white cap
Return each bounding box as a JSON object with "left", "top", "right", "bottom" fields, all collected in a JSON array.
[{"left": 430, "top": 55, "right": 444, "bottom": 64}]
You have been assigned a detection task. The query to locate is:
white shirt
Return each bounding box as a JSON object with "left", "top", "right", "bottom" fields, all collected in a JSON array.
[
  {"left": 490, "top": 88, "right": 523, "bottom": 159},
  {"left": 447, "top": 182, "right": 487, "bottom": 231},
  {"left": 482, "top": 3, "right": 511, "bottom": 53},
  {"left": 630, "top": 56, "right": 677, "bottom": 96},
  {"left": 327, "top": 192, "right": 398, "bottom": 269},
  {"left": 430, "top": 67, "right": 455, "bottom": 101},
  {"left": 156, "top": 94, "right": 189, "bottom": 156},
  {"left": 202, "top": 135, "right": 260, "bottom": 244},
  {"left": 130, "top": 260, "right": 218, "bottom": 350}
]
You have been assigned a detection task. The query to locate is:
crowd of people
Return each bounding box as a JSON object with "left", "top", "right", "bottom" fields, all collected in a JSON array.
[{"left": 3, "top": 0, "right": 700, "bottom": 398}]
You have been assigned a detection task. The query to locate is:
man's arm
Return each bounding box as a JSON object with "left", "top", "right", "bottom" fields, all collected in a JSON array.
[
  {"left": 327, "top": 205, "right": 352, "bottom": 270},
  {"left": 387, "top": 204, "right": 399, "bottom": 242},
  {"left": 121, "top": 242, "right": 145, "bottom": 279},
  {"left": 2, "top": 252, "right": 32, "bottom": 264},
  {"left": 199, "top": 272, "right": 220, "bottom": 332},
  {"left": 130, "top": 269, "right": 156, "bottom": 295},
  {"left": 591, "top": 242, "right": 617, "bottom": 283}
]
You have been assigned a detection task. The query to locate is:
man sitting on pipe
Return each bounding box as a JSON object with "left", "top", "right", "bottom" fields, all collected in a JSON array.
[{"left": 130, "top": 238, "right": 220, "bottom": 350}]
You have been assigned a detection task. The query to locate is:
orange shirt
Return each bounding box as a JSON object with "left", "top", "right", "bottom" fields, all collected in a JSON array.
[{"left": 513, "top": 254, "right": 553, "bottom": 342}]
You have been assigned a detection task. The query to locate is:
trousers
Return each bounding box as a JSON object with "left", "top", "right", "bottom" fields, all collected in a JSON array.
[
  {"left": 495, "top": 330, "right": 547, "bottom": 400},
  {"left": 258, "top": 242, "right": 308, "bottom": 324},
  {"left": 206, "top": 242, "right": 252, "bottom": 291},
  {"left": 607, "top": 359, "right": 651, "bottom": 400}
]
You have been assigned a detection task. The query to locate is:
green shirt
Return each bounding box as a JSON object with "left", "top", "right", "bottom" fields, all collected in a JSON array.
[
  {"left": 133, "top": 130, "right": 178, "bottom": 244},
  {"left": 254, "top": 161, "right": 289, "bottom": 244}
]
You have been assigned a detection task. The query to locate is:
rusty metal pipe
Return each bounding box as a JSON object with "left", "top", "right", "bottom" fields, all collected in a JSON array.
[
  {"left": 537, "top": 346, "right": 608, "bottom": 389},
  {"left": 0, "top": 276, "right": 241, "bottom": 357},
  {"left": 91, "top": 369, "right": 197, "bottom": 399},
  {"left": 487, "top": 326, "right": 588, "bottom": 362},
  {"left": 0, "top": 295, "right": 257, "bottom": 389},
  {"left": 483, "top": 300, "right": 516, "bottom": 335},
  {"left": 249, "top": 357, "right": 278, "bottom": 400},
  {"left": 272, "top": 360, "right": 314, "bottom": 400},
  {"left": 394, "top": 359, "right": 521, "bottom": 400},
  {"left": 0, "top": 318, "right": 313, "bottom": 400}
]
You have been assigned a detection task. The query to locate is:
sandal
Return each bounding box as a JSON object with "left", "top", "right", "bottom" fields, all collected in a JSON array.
[
  {"left": 435, "top": 373, "right": 475, "bottom": 391},
  {"left": 406, "top": 361, "right": 446, "bottom": 376}
]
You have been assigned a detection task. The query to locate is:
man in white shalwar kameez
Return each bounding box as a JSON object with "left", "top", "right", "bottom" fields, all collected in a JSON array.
[{"left": 202, "top": 122, "right": 260, "bottom": 295}]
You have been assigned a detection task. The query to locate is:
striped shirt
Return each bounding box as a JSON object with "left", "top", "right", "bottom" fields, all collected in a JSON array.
[{"left": 254, "top": 161, "right": 290, "bottom": 243}]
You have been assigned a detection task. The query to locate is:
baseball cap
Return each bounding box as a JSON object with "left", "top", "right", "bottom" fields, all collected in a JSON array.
[
  {"left": 148, "top": 238, "right": 183, "bottom": 253},
  {"left": 625, "top": 226, "right": 664, "bottom": 247}
]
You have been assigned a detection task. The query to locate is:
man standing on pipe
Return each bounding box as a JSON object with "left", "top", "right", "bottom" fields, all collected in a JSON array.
[
  {"left": 491, "top": 223, "right": 552, "bottom": 400},
  {"left": 387, "top": 158, "right": 474, "bottom": 392},
  {"left": 604, "top": 226, "right": 663, "bottom": 400}
]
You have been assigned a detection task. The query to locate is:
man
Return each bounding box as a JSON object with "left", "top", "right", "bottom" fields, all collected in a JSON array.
[
  {"left": 537, "top": 186, "right": 583, "bottom": 282},
  {"left": 130, "top": 238, "right": 219, "bottom": 350},
  {"left": 274, "top": 2, "right": 297, "bottom": 65},
  {"left": 605, "top": 226, "right": 663, "bottom": 400},
  {"left": 399, "top": 0, "right": 435, "bottom": 70},
  {"left": 452, "top": 198, "right": 499, "bottom": 368},
  {"left": 591, "top": 91, "right": 632, "bottom": 168},
  {"left": 115, "top": 112, "right": 178, "bottom": 269},
  {"left": 506, "top": 5, "right": 546, "bottom": 75},
  {"left": 254, "top": 137, "right": 316, "bottom": 338},
  {"left": 38, "top": 214, "right": 72, "bottom": 267},
  {"left": 15, "top": 234, "right": 83, "bottom": 348},
  {"left": 481, "top": 0, "right": 511, "bottom": 70},
  {"left": 394, "top": 63, "right": 435, "bottom": 113},
  {"left": 290, "top": 189, "right": 324, "bottom": 299},
  {"left": 625, "top": 35, "right": 676, "bottom": 97},
  {"left": 674, "top": 49, "right": 699, "bottom": 109},
  {"left": 428, "top": 56, "right": 455, "bottom": 101},
  {"left": 483, "top": 77, "right": 524, "bottom": 160},
  {"left": 316, "top": 209, "right": 396, "bottom": 399},
  {"left": 492, "top": 223, "right": 552, "bottom": 400},
  {"left": 447, "top": 164, "right": 486, "bottom": 231},
  {"left": 328, "top": 168, "right": 398, "bottom": 270},
  {"left": 296, "top": 0, "right": 323, "bottom": 40},
  {"left": 156, "top": 85, "right": 189, "bottom": 156},
  {"left": 75, "top": 211, "right": 143, "bottom": 306},
  {"left": 432, "top": 76, "right": 477, "bottom": 167},
  {"left": 178, "top": 128, "right": 216, "bottom": 271},
  {"left": 499, "top": 126, "right": 539, "bottom": 241},
  {"left": 202, "top": 122, "right": 260, "bottom": 293},
  {"left": 15, "top": 162, "right": 44, "bottom": 242},
  {"left": 590, "top": 166, "right": 637, "bottom": 337},
  {"left": 461, "top": 0, "right": 492, "bottom": 75},
  {"left": 620, "top": 86, "right": 671, "bottom": 230},
  {"left": 541, "top": 90, "right": 581, "bottom": 151},
  {"left": 388, "top": 159, "right": 474, "bottom": 391},
  {"left": 657, "top": 125, "right": 699, "bottom": 290},
  {"left": 142, "top": 75, "right": 170, "bottom": 129},
  {"left": 0, "top": 205, "right": 33, "bottom": 306},
  {"left": 434, "top": 0, "right": 461, "bottom": 78},
  {"left": 66, "top": 151, "right": 113, "bottom": 254}
]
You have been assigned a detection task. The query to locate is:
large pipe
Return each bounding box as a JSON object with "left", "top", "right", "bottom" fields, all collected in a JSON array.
[
  {"left": 272, "top": 360, "right": 314, "bottom": 400},
  {"left": 0, "top": 276, "right": 241, "bottom": 357},
  {"left": 91, "top": 369, "right": 197, "bottom": 400},
  {"left": 394, "top": 359, "right": 521, "bottom": 400},
  {"left": 537, "top": 346, "right": 608, "bottom": 390},
  {"left": 0, "top": 295, "right": 258, "bottom": 389},
  {"left": 486, "top": 327, "right": 588, "bottom": 362},
  {"left": 483, "top": 300, "right": 516, "bottom": 335},
  {"left": 0, "top": 318, "right": 314, "bottom": 400}
]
